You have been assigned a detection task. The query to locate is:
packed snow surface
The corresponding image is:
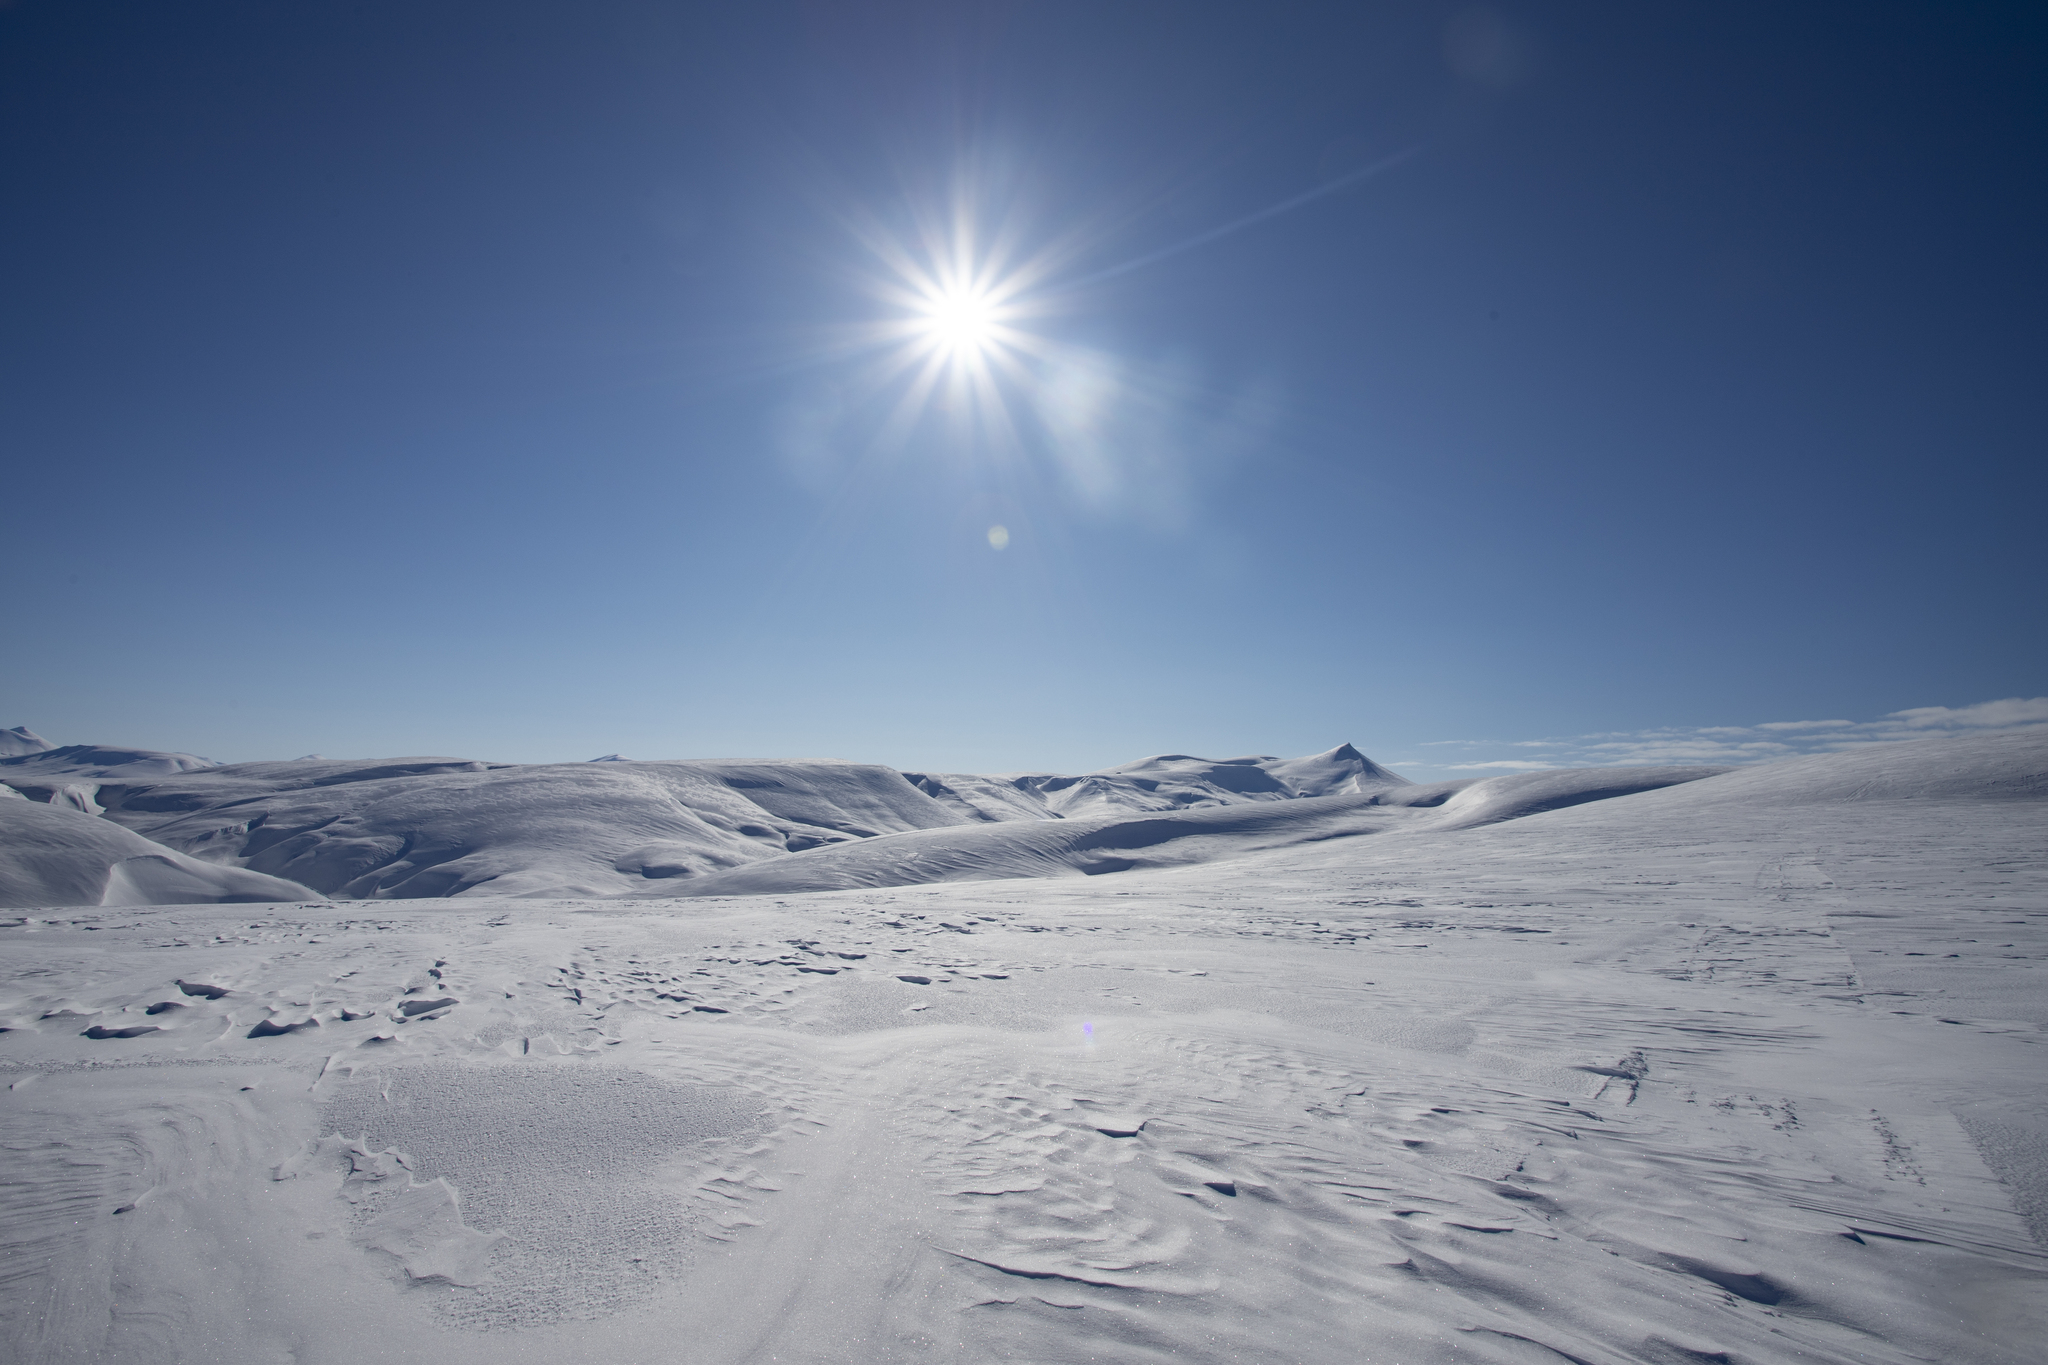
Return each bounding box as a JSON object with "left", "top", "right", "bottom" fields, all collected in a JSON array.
[{"left": 0, "top": 730, "right": 2044, "bottom": 1365}]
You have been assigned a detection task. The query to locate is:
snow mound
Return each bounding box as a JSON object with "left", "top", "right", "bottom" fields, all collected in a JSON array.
[{"left": 0, "top": 799, "right": 320, "bottom": 908}]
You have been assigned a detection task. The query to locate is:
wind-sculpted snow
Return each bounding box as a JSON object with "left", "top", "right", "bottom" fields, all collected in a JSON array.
[
  {"left": 0, "top": 730, "right": 2042, "bottom": 1364},
  {"left": 318, "top": 1064, "right": 765, "bottom": 1325}
]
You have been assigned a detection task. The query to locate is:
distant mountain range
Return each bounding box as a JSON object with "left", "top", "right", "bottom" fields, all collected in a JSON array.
[{"left": 16, "top": 726, "right": 2032, "bottom": 910}]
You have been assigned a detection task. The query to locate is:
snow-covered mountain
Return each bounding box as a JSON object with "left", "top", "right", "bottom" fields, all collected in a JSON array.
[
  {"left": 0, "top": 733, "right": 1731, "bottom": 907},
  {"left": 905, "top": 742, "right": 1406, "bottom": 822},
  {"left": 0, "top": 725, "right": 54, "bottom": 757},
  {"left": 3, "top": 728, "right": 2035, "bottom": 910}
]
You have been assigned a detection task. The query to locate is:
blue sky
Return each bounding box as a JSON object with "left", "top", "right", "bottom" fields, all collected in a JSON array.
[{"left": 4, "top": 1, "right": 2043, "bottom": 777}]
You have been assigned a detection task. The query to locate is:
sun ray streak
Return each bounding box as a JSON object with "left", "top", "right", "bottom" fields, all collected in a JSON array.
[{"left": 1067, "top": 146, "right": 1422, "bottom": 289}]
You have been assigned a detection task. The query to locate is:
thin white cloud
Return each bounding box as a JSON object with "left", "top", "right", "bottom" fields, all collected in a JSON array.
[
  {"left": 1442, "top": 760, "right": 1557, "bottom": 771},
  {"left": 1888, "top": 697, "right": 2048, "bottom": 730},
  {"left": 1755, "top": 719, "right": 1856, "bottom": 731}
]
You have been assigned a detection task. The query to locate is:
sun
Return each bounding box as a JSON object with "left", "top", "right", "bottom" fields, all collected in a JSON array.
[
  {"left": 838, "top": 184, "right": 1075, "bottom": 443},
  {"left": 922, "top": 289, "right": 999, "bottom": 354}
]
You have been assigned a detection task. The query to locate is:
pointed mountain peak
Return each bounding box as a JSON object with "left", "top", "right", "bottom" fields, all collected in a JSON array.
[{"left": 0, "top": 727, "right": 54, "bottom": 757}]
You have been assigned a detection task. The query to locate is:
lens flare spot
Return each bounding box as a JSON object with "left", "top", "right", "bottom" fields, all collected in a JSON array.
[{"left": 987, "top": 524, "right": 1010, "bottom": 550}]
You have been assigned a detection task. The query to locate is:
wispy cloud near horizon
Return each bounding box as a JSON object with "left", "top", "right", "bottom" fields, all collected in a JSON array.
[{"left": 1398, "top": 697, "right": 2048, "bottom": 778}]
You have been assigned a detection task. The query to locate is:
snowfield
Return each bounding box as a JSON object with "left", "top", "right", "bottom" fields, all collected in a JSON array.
[{"left": 0, "top": 729, "right": 2043, "bottom": 1363}]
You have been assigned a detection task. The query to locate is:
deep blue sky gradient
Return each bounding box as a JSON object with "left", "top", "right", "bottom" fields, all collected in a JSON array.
[{"left": 5, "top": 1, "right": 2043, "bottom": 772}]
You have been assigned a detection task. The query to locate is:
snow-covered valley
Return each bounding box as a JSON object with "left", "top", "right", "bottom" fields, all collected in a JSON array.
[{"left": 1, "top": 729, "right": 2043, "bottom": 1363}]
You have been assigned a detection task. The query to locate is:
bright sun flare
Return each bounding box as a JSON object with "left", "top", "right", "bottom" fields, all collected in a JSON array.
[
  {"left": 922, "top": 290, "right": 998, "bottom": 353},
  {"left": 847, "top": 199, "right": 1060, "bottom": 438}
]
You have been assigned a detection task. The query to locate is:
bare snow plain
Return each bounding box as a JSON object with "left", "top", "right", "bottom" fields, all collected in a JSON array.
[{"left": 1, "top": 728, "right": 2044, "bottom": 1364}]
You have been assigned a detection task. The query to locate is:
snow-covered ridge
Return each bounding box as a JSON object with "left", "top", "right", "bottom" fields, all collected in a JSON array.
[
  {"left": 3, "top": 729, "right": 2041, "bottom": 908},
  {"left": 903, "top": 742, "right": 1405, "bottom": 821},
  {"left": 4, "top": 740, "right": 1413, "bottom": 906}
]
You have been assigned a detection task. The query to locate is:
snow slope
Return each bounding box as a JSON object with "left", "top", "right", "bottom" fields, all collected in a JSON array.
[
  {"left": 0, "top": 729, "right": 2041, "bottom": 1365},
  {"left": 0, "top": 798, "right": 319, "bottom": 907}
]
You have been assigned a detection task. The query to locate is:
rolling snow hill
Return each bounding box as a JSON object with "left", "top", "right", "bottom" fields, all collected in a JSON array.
[
  {"left": 0, "top": 798, "right": 322, "bottom": 908},
  {"left": 0, "top": 736, "right": 1734, "bottom": 907}
]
